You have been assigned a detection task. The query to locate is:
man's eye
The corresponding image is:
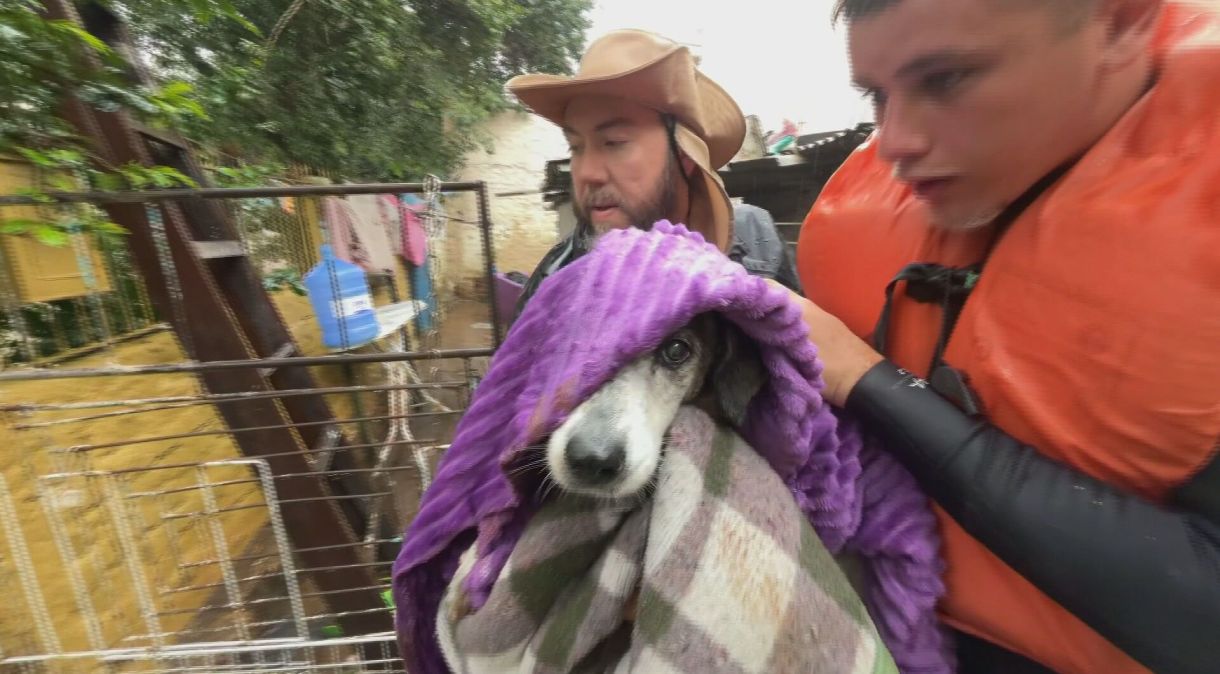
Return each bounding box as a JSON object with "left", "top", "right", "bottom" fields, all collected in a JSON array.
[
  {"left": 920, "top": 69, "right": 973, "bottom": 98},
  {"left": 863, "top": 88, "right": 888, "bottom": 116},
  {"left": 862, "top": 88, "right": 886, "bottom": 105},
  {"left": 604, "top": 139, "right": 626, "bottom": 149}
]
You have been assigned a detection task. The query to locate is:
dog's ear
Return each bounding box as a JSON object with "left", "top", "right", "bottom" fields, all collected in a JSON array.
[{"left": 711, "top": 321, "right": 766, "bottom": 427}]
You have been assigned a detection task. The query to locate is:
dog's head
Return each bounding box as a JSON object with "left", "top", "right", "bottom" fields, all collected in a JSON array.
[{"left": 545, "top": 312, "right": 766, "bottom": 498}]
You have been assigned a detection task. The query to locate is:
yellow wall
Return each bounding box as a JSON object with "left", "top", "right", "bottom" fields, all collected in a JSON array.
[{"left": 0, "top": 157, "right": 112, "bottom": 302}]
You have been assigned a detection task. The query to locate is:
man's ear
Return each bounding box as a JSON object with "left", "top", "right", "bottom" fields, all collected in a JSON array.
[
  {"left": 1099, "top": 0, "right": 1162, "bottom": 70},
  {"left": 711, "top": 322, "right": 766, "bottom": 428}
]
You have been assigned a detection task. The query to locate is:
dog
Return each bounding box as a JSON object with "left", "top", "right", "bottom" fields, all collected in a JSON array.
[{"left": 545, "top": 312, "right": 767, "bottom": 500}]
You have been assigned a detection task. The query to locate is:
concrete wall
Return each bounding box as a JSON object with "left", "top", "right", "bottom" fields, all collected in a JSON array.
[
  {"left": 734, "top": 115, "right": 767, "bottom": 163},
  {"left": 441, "top": 110, "right": 569, "bottom": 297}
]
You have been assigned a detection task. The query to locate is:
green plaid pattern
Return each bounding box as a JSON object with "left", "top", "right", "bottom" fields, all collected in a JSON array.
[{"left": 437, "top": 408, "right": 898, "bottom": 674}]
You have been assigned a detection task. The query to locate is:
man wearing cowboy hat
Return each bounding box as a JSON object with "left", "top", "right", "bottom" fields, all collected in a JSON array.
[{"left": 507, "top": 29, "right": 799, "bottom": 313}]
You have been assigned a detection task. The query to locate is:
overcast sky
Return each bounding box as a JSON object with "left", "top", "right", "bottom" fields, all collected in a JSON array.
[{"left": 585, "top": 0, "right": 875, "bottom": 135}]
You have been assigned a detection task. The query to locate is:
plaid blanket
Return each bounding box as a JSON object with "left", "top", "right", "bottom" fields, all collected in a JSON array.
[{"left": 436, "top": 408, "right": 898, "bottom": 674}]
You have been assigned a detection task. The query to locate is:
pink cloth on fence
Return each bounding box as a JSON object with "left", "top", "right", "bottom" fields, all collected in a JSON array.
[
  {"left": 397, "top": 198, "right": 428, "bottom": 266},
  {"left": 343, "top": 195, "right": 398, "bottom": 273}
]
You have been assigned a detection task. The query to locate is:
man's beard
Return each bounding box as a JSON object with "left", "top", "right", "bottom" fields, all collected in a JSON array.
[{"left": 573, "top": 155, "right": 680, "bottom": 247}]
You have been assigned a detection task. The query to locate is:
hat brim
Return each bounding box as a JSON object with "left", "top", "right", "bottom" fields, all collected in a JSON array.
[
  {"left": 507, "top": 50, "right": 745, "bottom": 168},
  {"left": 674, "top": 125, "right": 732, "bottom": 252}
]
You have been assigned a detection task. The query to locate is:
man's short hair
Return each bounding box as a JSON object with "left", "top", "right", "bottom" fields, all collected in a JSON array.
[{"left": 832, "top": 0, "right": 1095, "bottom": 26}]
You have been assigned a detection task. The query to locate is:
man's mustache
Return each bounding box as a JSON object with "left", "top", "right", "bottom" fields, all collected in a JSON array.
[{"left": 579, "top": 188, "right": 622, "bottom": 212}]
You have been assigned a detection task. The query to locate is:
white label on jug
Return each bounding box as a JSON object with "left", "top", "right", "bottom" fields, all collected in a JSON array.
[{"left": 335, "top": 294, "right": 372, "bottom": 317}]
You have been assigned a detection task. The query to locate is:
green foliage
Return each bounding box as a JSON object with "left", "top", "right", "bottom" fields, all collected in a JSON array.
[
  {"left": 0, "top": 148, "right": 197, "bottom": 247},
  {"left": 0, "top": 0, "right": 216, "bottom": 245},
  {"left": 121, "top": 0, "right": 593, "bottom": 181},
  {"left": 0, "top": 0, "right": 592, "bottom": 246},
  {"left": 210, "top": 161, "right": 286, "bottom": 187},
  {"left": 0, "top": 0, "right": 213, "bottom": 154},
  {"left": 262, "top": 267, "right": 306, "bottom": 295}
]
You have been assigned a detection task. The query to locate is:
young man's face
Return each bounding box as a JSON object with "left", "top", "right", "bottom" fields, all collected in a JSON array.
[
  {"left": 563, "top": 96, "right": 685, "bottom": 235},
  {"left": 848, "top": 0, "right": 1141, "bottom": 230}
]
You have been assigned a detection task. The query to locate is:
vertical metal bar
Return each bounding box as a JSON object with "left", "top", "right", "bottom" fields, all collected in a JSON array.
[
  {"left": 238, "top": 460, "right": 310, "bottom": 640},
  {"left": 99, "top": 234, "right": 135, "bottom": 333},
  {"left": 101, "top": 473, "right": 165, "bottom": 649},
  {"left": 36, "top": 476, "right": 107, "bottom": 651},
  {"left": 69, "top": 211, "right": 113, "bottom": 349},
  {"left": 194, "top": 464, "right": 252, "bottom": 642},
  {"left": 475, "top": 181, "right": 502, "bottom": 348},
  {"left": 0, "top": 475, "right": 63, "bottom": 655},
  {"left": 462, "top": 356, "right": 476, "bottom": 408},
  {"left": 342, "top": 361, "right": 372, "bottom": 448},
  {"left": 146, "top": 205, "right": 194, "bottom": 358},
  {"left": 48, "top": 301, "right": 68, "bottom": 354},
  {"left": 0, "top": 237, "right": 36, "bottom": 365}
]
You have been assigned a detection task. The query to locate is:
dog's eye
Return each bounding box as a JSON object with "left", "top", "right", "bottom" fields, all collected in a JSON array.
[{"left": 659, "top": 338, "right": 692, "bottom": 366}]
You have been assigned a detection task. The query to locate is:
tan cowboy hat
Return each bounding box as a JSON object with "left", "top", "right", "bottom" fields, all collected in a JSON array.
[{"left": 507, "top": 29, "right": 746, "bottom": 251}]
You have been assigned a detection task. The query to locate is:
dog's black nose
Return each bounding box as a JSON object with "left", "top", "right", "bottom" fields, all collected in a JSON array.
[{"left": 565, "top": 436, "right": 625, "bottom": 485}]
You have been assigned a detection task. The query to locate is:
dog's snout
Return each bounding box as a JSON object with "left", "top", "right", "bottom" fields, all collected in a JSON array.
[{"left": 565, "top": 435, "right": 626, "bottom": 486}]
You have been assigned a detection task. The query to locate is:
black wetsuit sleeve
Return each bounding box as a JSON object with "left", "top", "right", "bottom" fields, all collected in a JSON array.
[{"left": 846, "top": 361, "right": 1220, "bottom": 674}]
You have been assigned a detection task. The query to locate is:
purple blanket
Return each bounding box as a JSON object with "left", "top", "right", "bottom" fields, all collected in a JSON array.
[{"left": 391, "top": 222, "right": 953, "bottom": 673}]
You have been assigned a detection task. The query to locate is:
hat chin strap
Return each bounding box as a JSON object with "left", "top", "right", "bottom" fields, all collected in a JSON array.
[
  {"left": 663, "top": 114, "right": 693, "bottom": 189},
  {"left": 662, "top": 113, "right": 696, "bottom": 226}
]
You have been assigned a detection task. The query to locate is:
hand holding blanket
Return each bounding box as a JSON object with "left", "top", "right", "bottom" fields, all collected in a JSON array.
[{"left": 438, "top": 408, "right": 898, "bottom": 674}]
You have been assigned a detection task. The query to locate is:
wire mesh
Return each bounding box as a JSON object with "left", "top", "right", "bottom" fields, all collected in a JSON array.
[
  {"left": 0, "top": 346, "right": 487, "bottom": 672},
  {"left": 0, "top": 201, "right": 160, "bottom": 368},
  {"left": 0, "top": 183, "right": 504, "bottom": 671},
  {"left": 225, "top": 193, "right": 321, "bottom": 282},
  {"left": 1, "top": 458, "right": 409, "bottom": 673}
]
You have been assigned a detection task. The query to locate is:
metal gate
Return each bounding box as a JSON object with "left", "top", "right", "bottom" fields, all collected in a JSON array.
[{"left": 0, "top": 181, "right": 507, "bottom": 672}]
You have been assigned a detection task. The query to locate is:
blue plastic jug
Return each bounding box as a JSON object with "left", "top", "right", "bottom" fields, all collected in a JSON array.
[{"left": 304, "top": 244, "right": 380, "bottom": 349}]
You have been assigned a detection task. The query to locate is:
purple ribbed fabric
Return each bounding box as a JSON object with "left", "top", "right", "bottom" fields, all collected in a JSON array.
[{"left": 391, "top": 222, "right": 953, "bottom": 673}]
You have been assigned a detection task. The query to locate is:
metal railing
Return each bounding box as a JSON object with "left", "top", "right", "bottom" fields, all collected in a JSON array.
[{"left": 0, "top": 181, "right": 509, "bottom": 671}]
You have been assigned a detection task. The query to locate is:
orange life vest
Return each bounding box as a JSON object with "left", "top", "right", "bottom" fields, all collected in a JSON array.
[{"left": 797, "top": 6, "right": 1220, "bottom": 674}]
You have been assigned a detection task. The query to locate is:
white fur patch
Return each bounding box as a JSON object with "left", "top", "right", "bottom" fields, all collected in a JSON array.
[{"left": 546, "top": 353, "right": 693, "bottom": 498}]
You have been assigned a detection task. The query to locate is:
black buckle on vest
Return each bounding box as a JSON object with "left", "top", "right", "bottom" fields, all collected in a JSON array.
[
  {"left": 872, "top": 263, "right": 987, "bottom": 416},
  {"left": 904, "top": 265, "right": 980, "bottom": 303},
  {"left": 872, "top": 262, "right": 981, "bottom": 359}
]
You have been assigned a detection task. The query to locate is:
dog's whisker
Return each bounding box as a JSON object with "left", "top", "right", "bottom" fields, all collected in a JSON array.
[
  {"left": 531, "top": 469, "right": 552, "bottom": 503},
  {"left": 540, "top": 474, "right": 561, "bottom": 504},
  {"left": 507, "top": 458, "right": 550, "bottom": 478}
]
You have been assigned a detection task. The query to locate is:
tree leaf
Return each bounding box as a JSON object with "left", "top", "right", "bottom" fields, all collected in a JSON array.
[
  {"left": 49, "top": 20, "right": 113, "bottom": 54},
  {"left": 94, "top": 172, "right": 122, "bottom": 191},
  {"left": 93, "top": 221, "right": 129, "bottom": 236},
  {"left": 32, "top": 227, "right": 70, "bottom": 247},
  {"left": 16, "top": 147, "right": 54, "bottom": 167},
  {"left": 0, "top": 219, "right": 43, "bottom": 235}
]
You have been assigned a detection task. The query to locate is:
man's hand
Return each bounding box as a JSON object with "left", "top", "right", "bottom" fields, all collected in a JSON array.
[{"left": 766, "top": 280, "right": 884, "bottom": 407}]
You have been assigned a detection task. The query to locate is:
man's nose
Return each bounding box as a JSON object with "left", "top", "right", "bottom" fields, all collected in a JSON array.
[
  {"left": 564, "top": 434, "right": 625, "bottom": 486},
  {"left": 571, "top": 153, "right": 609, "bottom": 190},
  {"left": 875, "top": 99, "right": 932, "bottom": 166}
]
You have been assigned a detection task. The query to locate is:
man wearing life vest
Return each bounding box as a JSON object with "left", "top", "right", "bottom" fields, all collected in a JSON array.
[{"left": 783, "top": 1, "right": 1220, "bottom": 673}]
